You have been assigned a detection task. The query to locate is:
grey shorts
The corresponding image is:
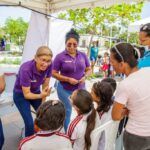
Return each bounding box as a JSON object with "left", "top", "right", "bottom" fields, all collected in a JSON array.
[{"left": 123, "top": 130, "right": 150, "bottom": 150}]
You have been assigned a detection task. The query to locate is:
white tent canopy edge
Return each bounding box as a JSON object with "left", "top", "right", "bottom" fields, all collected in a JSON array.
[
  {"left": 128, "top": 17, "right": 150, "bottom": 32},
  {"left": 0, "top": 0, "right": 141, "bottom": 13}
]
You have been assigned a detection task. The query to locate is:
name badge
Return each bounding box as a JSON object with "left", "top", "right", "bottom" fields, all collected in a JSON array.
[
  {"left": 30, "top": 80, "right": 37, "bottom": 83},
  {"left": 64, "top": 60, "right": 72, "bottom": 63}
]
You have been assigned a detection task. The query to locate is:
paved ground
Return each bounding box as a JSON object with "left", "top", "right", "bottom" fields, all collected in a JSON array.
[
  {"left": 0, "top": 77, "right": 102, "bottom": 150},
  {"left": 0, "top": 66, "right": 122, "bottom": 150}
]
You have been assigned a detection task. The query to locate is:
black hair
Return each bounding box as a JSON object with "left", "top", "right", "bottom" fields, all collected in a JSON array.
[
  {"left": 92, "top": 81, "right": 113, "bottom": 113},
  {"left": 73, "top": 89, "right": 96, "bottom": 150},
  {"left": 35, "top": 100, "right": 65, "bottom": 131},
  {"left": 133, "top": 45, "right": 145, "bottom": 58},
  {"left": 140, "top": 23, "right": 150, "bottom": 37},
  {"left": 98, "top": 55, "right": 102, "bottom": 58},
  {"left": 101, "top": 77, "right": 117, "bottom": 94},
  {"left": 65, "top": 28, "right": 80, "bottom": 43},
  {"left": 110, "top": 43, "right": 142, "bottom": 68}
]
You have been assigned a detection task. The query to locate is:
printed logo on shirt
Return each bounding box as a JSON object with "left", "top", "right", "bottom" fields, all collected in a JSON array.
[
  {"left": 64, "top": 60, "right": 73, "bottom": 63},
  {"left": 30, "top": 80, "right": 37, "bottom": 83}
]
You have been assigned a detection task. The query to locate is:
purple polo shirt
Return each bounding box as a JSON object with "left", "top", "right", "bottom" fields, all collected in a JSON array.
[
  {"left": 14, "top": 60, "right": 52, "bottom": 93},
  {"left": 53, "top": 50, "right": 90, "bottom": 91}
]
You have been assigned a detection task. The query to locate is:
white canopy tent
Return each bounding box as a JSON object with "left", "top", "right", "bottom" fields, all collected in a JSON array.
[
  {"left": 0, "top": 0, "right": 144, "bottom": 87},
  {"left": 0, "top": 0, "right": 141, "bottom": 14},
  {"left": 128, "top": 17, "right": 150, "bottom": 32}
]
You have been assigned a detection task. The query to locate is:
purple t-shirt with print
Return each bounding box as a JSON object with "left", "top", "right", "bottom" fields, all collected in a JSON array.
[
  {"left": 14, "top": 60, "right": 52, "bottom": 93},
  {"left": 53, "top": 50, "right": 90, "bottom": 91}
]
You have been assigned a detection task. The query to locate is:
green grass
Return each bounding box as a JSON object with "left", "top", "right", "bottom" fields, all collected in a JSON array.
[
  {"left": 87, "top": 73, "right": 103, "bottom": 80},
  {"left": 0, "top": 58, "right": 21, "bottom": 65}
]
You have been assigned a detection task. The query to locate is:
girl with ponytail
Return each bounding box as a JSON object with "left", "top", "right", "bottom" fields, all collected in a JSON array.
[{"left": 67, "top": 89, "right": 100, "bottom": 150}]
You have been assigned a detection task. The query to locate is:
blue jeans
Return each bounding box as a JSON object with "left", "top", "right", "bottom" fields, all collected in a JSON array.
[
  {"left": 0, "top": 119, "right": 4, "bottom": 150},
  {"left": 13, "top": 92, "right": 41, "bottom": 137},
  {"left": 57, "top": 82, "right": 73, "bottom": 132}
]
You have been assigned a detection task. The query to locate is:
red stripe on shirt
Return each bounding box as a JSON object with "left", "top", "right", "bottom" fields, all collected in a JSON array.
[
  {"left": 67, "top": 115, "right": 83, "bottom": 138},
  {"left": 19, "top": 134, "right": 37, "bottom": 150},
  {"left": 55, "top": 132, "right": 70, "bottom": 139}
]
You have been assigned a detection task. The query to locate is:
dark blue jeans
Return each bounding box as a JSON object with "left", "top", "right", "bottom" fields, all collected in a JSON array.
[
  {"left": 13, "top": 92, "right": 41, "bottom": 137},
  {"left": 57, "top": 82, "right": 73, "bottom": 132},
  {"left": 0, "top": 119, "right": 4, "bottom": 150}
]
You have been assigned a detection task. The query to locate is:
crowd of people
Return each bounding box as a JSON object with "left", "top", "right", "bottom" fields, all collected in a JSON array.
[
  {"left": 90, "top": 45, "right": 115, "bottom": 78},
  {"left": 0, "top": 23, "right": 150, "bottom": 150}
]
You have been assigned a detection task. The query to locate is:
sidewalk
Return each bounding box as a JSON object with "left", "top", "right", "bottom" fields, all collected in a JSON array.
[
  {"left": 0, "top": 78, "right": 102, "bottom": 150},
  {"left": 0, "top": 76, "right": 122, "bottom": 150}
]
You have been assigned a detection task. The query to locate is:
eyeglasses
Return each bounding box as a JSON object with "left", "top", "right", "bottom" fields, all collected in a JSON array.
[
  {"left": 66, "top": 43, "right": 78, "bottom": 48},
  {"left": 38, "top": 57, "right": 51, "bottom": 65}
]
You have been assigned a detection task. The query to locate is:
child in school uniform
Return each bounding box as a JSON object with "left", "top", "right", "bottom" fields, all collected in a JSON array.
[
  {"left": 67, "top": 89, "right": 100, "bottom": 150},
  {"left": 101, "top": 77, "right": 117, "bottom": 100},
  {"left": 19, "top": 100, "right": 73, "bottom": 150},
  {"left": 91, "top": 81, "right": 113, "bottom": 150}
]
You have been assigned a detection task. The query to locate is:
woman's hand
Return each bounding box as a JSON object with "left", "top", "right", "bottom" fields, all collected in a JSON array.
[
  {"left": 122, "top": 107, "right": 129, "bottom": 117},
  {"left": 68, "top": 78, "right": 79, "bottom": 85},
  {"left": 79, "top": 76, "right": 86, "bottom": 84},
  {"left": 41, "top": 86, "right": 51, "bottom": 99}
]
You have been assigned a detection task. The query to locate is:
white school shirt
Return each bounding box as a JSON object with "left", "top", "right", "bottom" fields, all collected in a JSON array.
[
  {"left": 98, "top": 107, "right": 112, "bottom": 150},
  {"left": 67, "top": 111, "right": 101, "bottom": 150},
  {"left": 19, "top": 130, "right": 73, "bottom": 150},
  {"left": 115, "top": 68, "right": 150, "bottom": 136},
  {"left": 100, "top": 107, "right": 112, "bottom": 125}
]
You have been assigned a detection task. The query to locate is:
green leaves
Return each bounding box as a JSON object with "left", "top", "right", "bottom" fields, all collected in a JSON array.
[
  {"left": 2, "top": 17, "right": 28, "bottom": 48},
  {"left": 57, "top": 1, "right": 144, "bottom": 36}
]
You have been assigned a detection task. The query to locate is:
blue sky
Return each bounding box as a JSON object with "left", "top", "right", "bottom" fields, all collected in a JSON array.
[
  {"left": 0, "top": 7, "right": 31, "bottom": 26},
  {"left": 141, "top": 1, "right": 150, "bottom": 18},
  {"left": 0, "top": 1, "right": 150, "bottom": 26}
]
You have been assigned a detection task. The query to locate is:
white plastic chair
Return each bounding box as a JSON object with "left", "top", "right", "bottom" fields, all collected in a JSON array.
[
  {"left": 90, "top": 120, "right": 119, "bottom": 150},
  {"left": 0, "top": 73, "right": 16, "bottom": 107},
  {"left": 4, "top": 72, "right": 16, "bottom": 93}
]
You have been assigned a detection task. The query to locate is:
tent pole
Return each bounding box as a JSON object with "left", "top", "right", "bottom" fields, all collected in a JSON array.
[{"left": 46, "top": 2, "right": 51, "bottom": 46}]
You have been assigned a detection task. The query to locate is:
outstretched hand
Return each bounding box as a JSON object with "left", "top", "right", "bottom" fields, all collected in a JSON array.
[{"left": 41, "top": 86, "right": 51, "bottom": 98}]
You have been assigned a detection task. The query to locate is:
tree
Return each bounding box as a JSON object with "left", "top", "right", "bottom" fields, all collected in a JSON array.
[
  {"left": 0, "top": 26, "right": 4, "bottom": 39},
  {"left": 57, "top": 1, "right": 144, "bottom": 52},
  {"left": 4, "top": 17, "right": 28, "bottom": 50},
  {"left": 119, "top": 32, "right": 139, "bottom": 44}
]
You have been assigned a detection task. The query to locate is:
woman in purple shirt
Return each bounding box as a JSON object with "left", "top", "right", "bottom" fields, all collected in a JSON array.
[
  {"left": 13, "top": 46, "right": 53, "bottom": 137},
  {"left": 52, "top": 29, "right": 91, "bottom": 131}
]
